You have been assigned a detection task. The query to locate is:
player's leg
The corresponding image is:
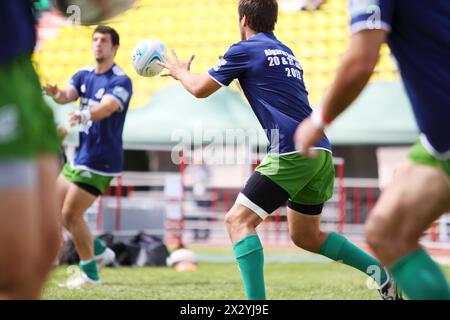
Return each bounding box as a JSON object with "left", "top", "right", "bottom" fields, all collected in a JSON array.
[
  {"left": 55, "top": 173, "right": 71, "bottom": 258},
  {"left": 225, "top": 171, "right": 290, "bottom": 300},
  {"left": 366, "top": 156, "right": 450, "bottom": 299},
  {"left": 32, "top": 154, "right": 61, "bottom": 295},
  {"left": 60, "top": 164, "right": 114, "bottom": 267},
  {"left": 288, "top": 150, "right": 401, "bottom": 299},
  {"left": 60, "top": 164, "right": 113, "bottom": 284},
  {"left": 233, "top": 151, "right": 331, "bottom": 300},
  {"left": 287, "top": 206, "right": 389, "bottom": 290},
  {"left": 61, "top": 183, "right": 100, "bottom": 282},
  {"left": 57, "top": 173, "right": 110, "bottom": 262},
  {"left": 27, "top": 57, "right": 65, "bottom": 296},
  {"left": 31, "top": 82, "right": 63, "bottom": 293},
  {"left": 287, "top": 207, "right": 327, "bottom": 253},
  {"left": 56, "top": 174, "right": 110, "bottom": 267},
  {"left": 0, "top": 54, "right": 59, "bottom": 299},
  {"left": 225, "top": 203, "right": 264, "bottom": 299},
  {"left": 57, "top": 173, "right": 71, "bottom": 214},
  {"left": 0, "top": 161, "right": 40, "bottom": 299}
]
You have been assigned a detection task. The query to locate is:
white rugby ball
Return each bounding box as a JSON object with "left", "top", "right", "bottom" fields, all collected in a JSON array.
[
  {"left": 52, "top": 0, "right": 136, "bottom": 25},
  {"left": 131, "top": 39, "right": 167, "bottom": 77}
]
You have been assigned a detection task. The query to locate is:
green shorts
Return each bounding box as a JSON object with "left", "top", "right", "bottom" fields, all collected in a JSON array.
[
  {"left": 408, "top": 140, "right": 450, "bottom": 179},
  {"left": 0, "top": 54, "right": 59, "bottom": 159},
  {"left": 256, "top": 150, "right": 335, "bottom": 205},
  {"left": 62, "top": 163, "right": 114, "bottom": 195}
]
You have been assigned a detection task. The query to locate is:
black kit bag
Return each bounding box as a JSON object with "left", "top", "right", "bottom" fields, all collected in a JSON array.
[{"left": 131, "top": 232, "right": 170, "bottom": 267}]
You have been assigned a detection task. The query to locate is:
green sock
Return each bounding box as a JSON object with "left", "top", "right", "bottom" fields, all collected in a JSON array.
[
  {"left": 390, "top": 248, "right": 450, "bottom": 300},
  {"left": 94, "top": 238, "right": 107, "bottom": 256},
  {"left": 320, "top": 232, "right": 388, "bottom": 286},
  {"left": 79, "top": 259, "right": 100, "bottom": 281},
  {"left": 233, "top": 235, "right": 266, "bottom": 300}
]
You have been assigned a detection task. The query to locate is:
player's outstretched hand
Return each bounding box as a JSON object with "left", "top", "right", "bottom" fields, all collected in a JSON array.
[
  {"left": 158, "top": 49, "right": 195, "bottom": 80},
  {"left": 43, "top": 84, "right": 59, "bottom": 97},
  {"left": 294, "top": 117, "right": 324, "bottom": 157},
  {"left": 68, "top": 111, "right": 81, "bottom": 127}
]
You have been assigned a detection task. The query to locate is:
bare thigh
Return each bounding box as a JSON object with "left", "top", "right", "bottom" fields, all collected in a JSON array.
[
  {"left": 366, "top": 160, "right": 450, "bottom": 264},
  {"left": 56, "top": 173, "right": 71, "bottom": 214},
  {"left": 288, "top": 209, "right": 328, "bottom": 253},
  {"left": 62, "top": 183, "right": 97, "bottom": 224},
  {"left": 37, "top": 154, "right": 61, "bottom": 233}
]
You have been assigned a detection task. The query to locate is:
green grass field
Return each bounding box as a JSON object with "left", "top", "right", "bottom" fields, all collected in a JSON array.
[{"left": 42, "top": 246, "right": 450, "bottom": 300}]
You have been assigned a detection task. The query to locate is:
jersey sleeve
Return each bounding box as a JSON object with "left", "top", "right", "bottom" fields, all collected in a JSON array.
[
  {"left": 349, "top": 0, "right": 394, "bottom": 34},
  {"left": 103, "top": 77, "right": 133, "bottom": 112},
  {"left": 208, "top": 42, "right": 250, "bottom": 86},
  {"left": 69, "top": 70, "right": 85, "bottom": 96}
]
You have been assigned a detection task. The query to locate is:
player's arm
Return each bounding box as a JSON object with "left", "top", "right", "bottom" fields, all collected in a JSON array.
[
  {"left": 158, "top": 50, "right": 221, "bottom": 98},
  {"left": 295, "top": 29, "right": 387, "bottom": 156},
  {"left": 68, "top": 96, "right": 120, "bottom": 127},
  {"left": 43, "top": 84, "right": 79, "bottom": 104},
  {"left": 178, "top": 72, "right": 220, "bottom": 99},
  {"left": 317, "top": 29, "right": 387, "bottom": 122}
]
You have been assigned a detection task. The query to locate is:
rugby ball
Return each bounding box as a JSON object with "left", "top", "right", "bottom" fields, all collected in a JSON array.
[{"left": 131, "top": 39, "right": 167, "bottom": 77}]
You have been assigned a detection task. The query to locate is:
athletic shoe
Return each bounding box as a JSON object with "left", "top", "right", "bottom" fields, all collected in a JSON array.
[
  {"left": 65, "top": 272, "right": 101, "bottom": 289},
  {"left": 95, "top": 247, "right": 116, "bottom": 269},
  {"left": 379, "top": 272, "right": 403, "bottom": 300}
]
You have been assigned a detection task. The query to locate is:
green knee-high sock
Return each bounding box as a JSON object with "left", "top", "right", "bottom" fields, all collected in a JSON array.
[
  {"left": 94, "top": 238, "right": 107, "bottom": 256},
  {"left": 233, "top": 235, "right": 266, "bottom": 300},
  {"left": 320, "top": 232, "right": 388, "bottom": 286},
  {"left": 389, "top": 248, "right": 450, "bottom": 300},
  {"left": 79, "top": 259, "right": 99, "bottom": 281}
]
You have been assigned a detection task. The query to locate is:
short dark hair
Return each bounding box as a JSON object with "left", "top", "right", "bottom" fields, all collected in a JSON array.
[
  {"left": 238, "top": 0, "right": 278, "bottom": 33},
  {"left": 93, "top": 25, "right": 120, "bottom": 46}
]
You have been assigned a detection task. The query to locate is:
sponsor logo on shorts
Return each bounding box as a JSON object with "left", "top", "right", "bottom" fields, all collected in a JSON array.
[{"left": 79, "top": 170, "right": 92, "bottom": 179}]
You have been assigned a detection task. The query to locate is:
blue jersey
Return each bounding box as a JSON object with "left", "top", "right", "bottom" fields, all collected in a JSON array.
[
  {"left": 0, "top": 0, "right": 36, "bottom": 63},
  {"left": 70, "top": 65, "right": 133, "bottom": 175},
  {"left": 208, "top": 32, "right": 331, "bottom": 154},
  {"left": 350, "top": 0, "right": 450, "bottom": 158}
]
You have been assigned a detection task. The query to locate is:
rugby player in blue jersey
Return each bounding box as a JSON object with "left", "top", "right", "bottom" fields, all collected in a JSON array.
[
  {"left": 0, "top": 0, "right": 60, "bottom": 299},
  {"left": 295, "top": 0, "right": 450, "bottom": 300},
  {"left": 159, "top": 0, "right": 400, "bottom": 300},
  {"left": 44, "top": 26, "right": 132, "bottom": 287}
]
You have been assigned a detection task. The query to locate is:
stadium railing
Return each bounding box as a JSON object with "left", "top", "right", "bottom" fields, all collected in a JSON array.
[{"left": 87, "top": 157, "right": 450, "bottom": 247}]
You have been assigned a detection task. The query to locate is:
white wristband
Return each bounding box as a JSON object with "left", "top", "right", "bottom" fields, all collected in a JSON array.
[
  {"left": 80, "top": 109, "right": 92, "bottom": 123},
  {"left": 311, "top": 108, "right": 324, "bottom": 129},
  {"left": 75, "top": 110, "right": 92, "bottom": 124},
  {"left": 311, "top": 107, "right": 331, "bottom": 129}
]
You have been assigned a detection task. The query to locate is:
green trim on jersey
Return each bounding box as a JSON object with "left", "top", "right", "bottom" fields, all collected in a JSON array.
[
  {"left": 63, "top": 163, "right": 113, "bottom": 194},
  {"left": 0, "top": 54, "right": 59, "bottom": 159},
  {"left": 255, "top": 151, "right": 335, "bottom": 205},
  {"left": 408, "top": 140, "right": 450, "bottom": 178}
]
